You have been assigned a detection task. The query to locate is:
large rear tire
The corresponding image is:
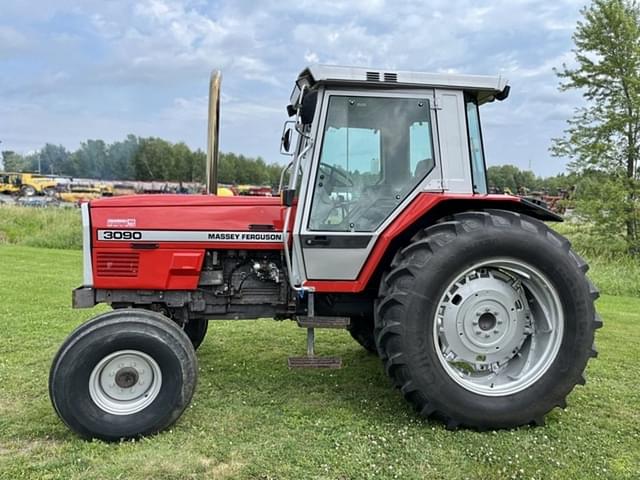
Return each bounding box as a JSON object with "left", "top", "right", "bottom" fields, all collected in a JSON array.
[
  {"left": 375, "top": 210, "right": 601, "bottom": 429},
  {"left": 49, "top": 309, "right": 197, "bottom": 441}
]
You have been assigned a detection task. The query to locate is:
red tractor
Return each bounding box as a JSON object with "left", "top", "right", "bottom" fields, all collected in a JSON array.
[{"left": 50, "top": 66, "right": 601, "bottom": 440}]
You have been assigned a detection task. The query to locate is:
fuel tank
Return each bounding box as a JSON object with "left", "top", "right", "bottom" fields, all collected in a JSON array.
[{"left": 89, "top": 195, "right": 287, "bottom": 290}]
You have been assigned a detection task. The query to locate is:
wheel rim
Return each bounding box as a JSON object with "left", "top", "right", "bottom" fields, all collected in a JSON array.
[
  {"left": 433, "top": 258, "right": 564, "bottom": 396},
  {"left": 89, "top": 350, "right": 162, "bottom": 415}
]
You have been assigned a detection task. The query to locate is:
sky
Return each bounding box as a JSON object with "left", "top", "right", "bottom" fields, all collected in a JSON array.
[{"left": 0, "top": 0, "right": 587, "bottom": 177}]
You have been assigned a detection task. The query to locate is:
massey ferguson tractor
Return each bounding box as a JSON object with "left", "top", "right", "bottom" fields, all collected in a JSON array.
[{"left": 49, "top": 65, "right": 601, "bottom": 441}]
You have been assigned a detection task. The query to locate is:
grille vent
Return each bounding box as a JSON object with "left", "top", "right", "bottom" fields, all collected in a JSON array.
[
  {"left": 384, "top": 72, "right": 398, "bottom": 82},
  {"left": 96, "top": 252, "right": 140, "bottom": 277},
  {"left": 366, "top": 71, "right": 380, "bottom": 81}
]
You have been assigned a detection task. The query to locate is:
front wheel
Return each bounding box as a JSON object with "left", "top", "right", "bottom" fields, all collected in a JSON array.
[
  {"left": 49, "top": 309, "right": 197, "bottom": 441},
  {"left": 375, "top": 210, "right": 601, "bottom": 429}
]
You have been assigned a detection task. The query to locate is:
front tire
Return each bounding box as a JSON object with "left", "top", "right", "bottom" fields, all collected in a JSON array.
[
  {"left": 375, "top": 210, "right": 601, "bottom": 429},
  {"left": 49, "top": 309, "right": 197, "bottom": 441}
]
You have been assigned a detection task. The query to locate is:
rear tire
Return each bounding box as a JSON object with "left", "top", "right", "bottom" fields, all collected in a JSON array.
[
  {"left": 375, "top": 210, "right": 601, "bottom": 429},
  {"left": 49, "top": 309, "right": 197, "bottom": 441}
]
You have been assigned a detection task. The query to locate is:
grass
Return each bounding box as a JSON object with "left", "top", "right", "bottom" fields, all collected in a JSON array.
[
  {"left": 0, "top": 244, "right": 639, "bottom": 479},
  {"left": 0, "top": 205, "right": 81, "bottom": 250}
]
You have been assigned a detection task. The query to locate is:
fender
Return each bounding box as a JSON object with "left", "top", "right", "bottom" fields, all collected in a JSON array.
[{"left": 303, "top": 193, "right": 563, "bottom": 293}]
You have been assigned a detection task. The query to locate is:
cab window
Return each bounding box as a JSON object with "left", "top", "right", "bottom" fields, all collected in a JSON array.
[{"left": 308, "top": 95, "right": 434, "bottom": 232}]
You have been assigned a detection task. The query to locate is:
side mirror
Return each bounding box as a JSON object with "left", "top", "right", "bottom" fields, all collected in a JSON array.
[
  {"left": 280, "top": 121, "right": 297, "bottom": 155},
  {"left": 281, "top": 188, "right": 296, "bottom": 207}
]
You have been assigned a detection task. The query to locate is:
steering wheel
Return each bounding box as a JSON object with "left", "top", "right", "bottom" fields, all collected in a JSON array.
[{"left": 318, "top": 163, "right": 353, "bottom": 194}]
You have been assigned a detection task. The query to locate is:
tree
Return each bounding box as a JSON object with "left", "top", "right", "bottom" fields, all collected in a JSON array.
[
  {"left": 552, "top": 0, "right": 640, "bottom": 252},
  {"left": 107, "top": 135, "right": 139, "bottom": 180}
]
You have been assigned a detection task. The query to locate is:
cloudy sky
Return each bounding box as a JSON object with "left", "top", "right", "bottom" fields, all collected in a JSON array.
[{"left": 1, "top": 0, "right": 586, "bottom": 176}]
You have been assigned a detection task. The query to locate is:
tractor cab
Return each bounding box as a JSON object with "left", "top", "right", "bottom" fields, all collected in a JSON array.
[{"left": 280, "top": 65, "right": 510, "bottom": 285}]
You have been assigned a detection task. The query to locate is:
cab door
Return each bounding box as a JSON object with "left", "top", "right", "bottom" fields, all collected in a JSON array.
[{"left": 293, "top": 89, "right": 442, "bottom": 282}]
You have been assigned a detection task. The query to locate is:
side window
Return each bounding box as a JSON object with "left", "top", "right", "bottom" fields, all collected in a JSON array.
[
  {"left": 409, "top": 121, "right": 434, "bottom": 178},
  {"left": 466, "top": 98, "right": 488, "bottom": 194},
  {"left": 308, "top": 95, "right": 434, "bottom": 232}
]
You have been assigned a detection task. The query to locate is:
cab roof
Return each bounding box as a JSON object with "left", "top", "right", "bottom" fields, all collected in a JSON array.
[{"left": 294, "top": 64, "right": 510, "bottom": 105}]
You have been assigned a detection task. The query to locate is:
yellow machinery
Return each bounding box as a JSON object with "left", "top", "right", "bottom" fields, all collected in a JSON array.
[{"left": 0, "top": 172, "right": 58, "bottom": 196}]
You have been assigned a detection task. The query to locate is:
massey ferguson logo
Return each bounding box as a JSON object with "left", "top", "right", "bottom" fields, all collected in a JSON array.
[
  {"left": 97, "top": 230, "right": 283, "bottom": 243},
  {"left": 207, "top": 232, "right": 282, "bottom": 241}
]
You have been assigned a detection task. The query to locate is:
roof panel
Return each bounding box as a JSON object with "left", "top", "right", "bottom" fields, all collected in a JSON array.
[{"left": 297, "top": 64, "right": 509, "bottom": 100}]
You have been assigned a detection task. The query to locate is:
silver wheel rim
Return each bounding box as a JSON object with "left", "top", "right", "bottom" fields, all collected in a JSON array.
[
  {"left": 89, "top": 350, "right": 162, "bottom": 415},
  {"left": 433, "top": 258, "right": 564, "bottom": 396}
]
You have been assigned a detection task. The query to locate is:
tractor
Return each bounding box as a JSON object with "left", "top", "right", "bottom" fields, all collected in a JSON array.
[{"left": 49, "top": 65, "right": 601, "bottom": 441}]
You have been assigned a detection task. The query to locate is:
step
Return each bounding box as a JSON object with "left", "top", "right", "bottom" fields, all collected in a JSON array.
[
  {"left": 296, "top": 316, "right": 350, "bottom": 329},
  {"left": 288, "top": 356, "right": 343, "bottom": 369}
]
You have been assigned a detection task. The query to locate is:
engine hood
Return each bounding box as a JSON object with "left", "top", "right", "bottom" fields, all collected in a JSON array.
[
  {"left": 90, "top": 194, "right": 281, "bottom": 208},
  {"left": 89, "top": 194, "right": 287, "bottom": 234}
]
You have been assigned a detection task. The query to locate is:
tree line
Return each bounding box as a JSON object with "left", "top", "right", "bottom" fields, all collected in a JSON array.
[{"left": 1, "top": 135, "right": 283, "bottom": 186}]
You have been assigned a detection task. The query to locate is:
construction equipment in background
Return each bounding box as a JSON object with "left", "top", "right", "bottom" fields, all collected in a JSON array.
[{"left": 0, "top": 172, "right": 58, "bottom": 196}]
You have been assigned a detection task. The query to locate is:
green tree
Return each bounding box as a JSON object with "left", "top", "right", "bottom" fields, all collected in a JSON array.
[
  {"left": 107, "top": 134, "right": 139, "bottom": 180},
  {"left": 1, "top": 151, "right": 27, "bottom": 172},
  {"left": 552, "top": 0, "right": 640, "bottom": 251},
  {"left": 36, "top": 144, "right": 71, "bottom": 175}
]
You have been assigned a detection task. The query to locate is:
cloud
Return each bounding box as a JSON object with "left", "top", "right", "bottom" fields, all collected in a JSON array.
[{"left": 1, "top": 0, "right": 587, "bottom": 175}]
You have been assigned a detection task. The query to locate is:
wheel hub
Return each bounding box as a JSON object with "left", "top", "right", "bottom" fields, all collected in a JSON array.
[
  {"left": 440, "top": 272, "right": 529, "bottom": 368},
  {"left": 89, "top": 350, "right": 162, "bottom": 415},
  {"left": 115, "top": 367, "right": 139, "bottom": 388}
]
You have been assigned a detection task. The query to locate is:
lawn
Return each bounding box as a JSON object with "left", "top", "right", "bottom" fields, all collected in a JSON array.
[{"left": 0, "top": 245, "right": 638, "bottom": 479}]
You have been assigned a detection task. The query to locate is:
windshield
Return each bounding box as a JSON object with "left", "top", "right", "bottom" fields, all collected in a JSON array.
[{"left": 308, "top": 95, "right": 435, "bottom": 232}]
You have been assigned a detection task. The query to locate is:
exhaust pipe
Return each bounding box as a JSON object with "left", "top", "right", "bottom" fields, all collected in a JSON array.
[{"left": 206, "top": 70, "right": 221, "bottom": 195}]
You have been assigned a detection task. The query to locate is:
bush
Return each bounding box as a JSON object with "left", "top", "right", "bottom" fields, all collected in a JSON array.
[{"left": 0, "top": 205, "right": 81, "bottom": 250}]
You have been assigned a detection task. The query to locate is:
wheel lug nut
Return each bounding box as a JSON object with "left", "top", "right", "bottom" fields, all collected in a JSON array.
[
  {"left": 497, "top": 320, "right": 503, "bottom": 325},
  {"left": 493, "top": 329, "right": 499, "bottom": 334},
  {"left": 493, "top": 311, "right": 499, "bottom": 316},
  {"left": 472, "top": 320, "right": 478, "bottom": 325},
  {"left": 484, "top": 333, "right": 490, "bottom": 338},
  {"left": 476, "top": 312, "right": 481, "bottom": 317}
]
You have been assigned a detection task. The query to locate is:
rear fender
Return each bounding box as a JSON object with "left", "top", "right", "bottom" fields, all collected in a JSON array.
[{"left": 367, "top": 196, "right": 563, "bottom": 289}]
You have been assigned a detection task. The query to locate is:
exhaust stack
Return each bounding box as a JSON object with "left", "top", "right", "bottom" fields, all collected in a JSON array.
[{"left": 206, "top": 70, "right": 221, "bottom": 194}]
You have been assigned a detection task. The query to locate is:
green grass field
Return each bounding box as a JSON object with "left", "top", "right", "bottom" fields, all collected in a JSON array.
[{"left": 0, "top": 245, "right": 638, "bottom": 479}]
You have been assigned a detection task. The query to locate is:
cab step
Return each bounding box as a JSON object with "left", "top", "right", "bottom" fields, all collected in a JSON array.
[
  {"left": 296, "top": 316, "right": 350, "bottom": 329},
  {"left": 288, "top": 356, "right": 342, "bottom": 368},
  {"left": 288, "top": 292, "right": 343, "bottom": 368}
]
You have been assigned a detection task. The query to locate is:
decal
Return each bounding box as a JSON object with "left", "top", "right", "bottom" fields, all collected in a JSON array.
[
  {"left": 106, "top": 218, "right": 137, "bottom": 228},
  {"left": 97, "top": 230, "right": 283, "bottom": 243}
]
